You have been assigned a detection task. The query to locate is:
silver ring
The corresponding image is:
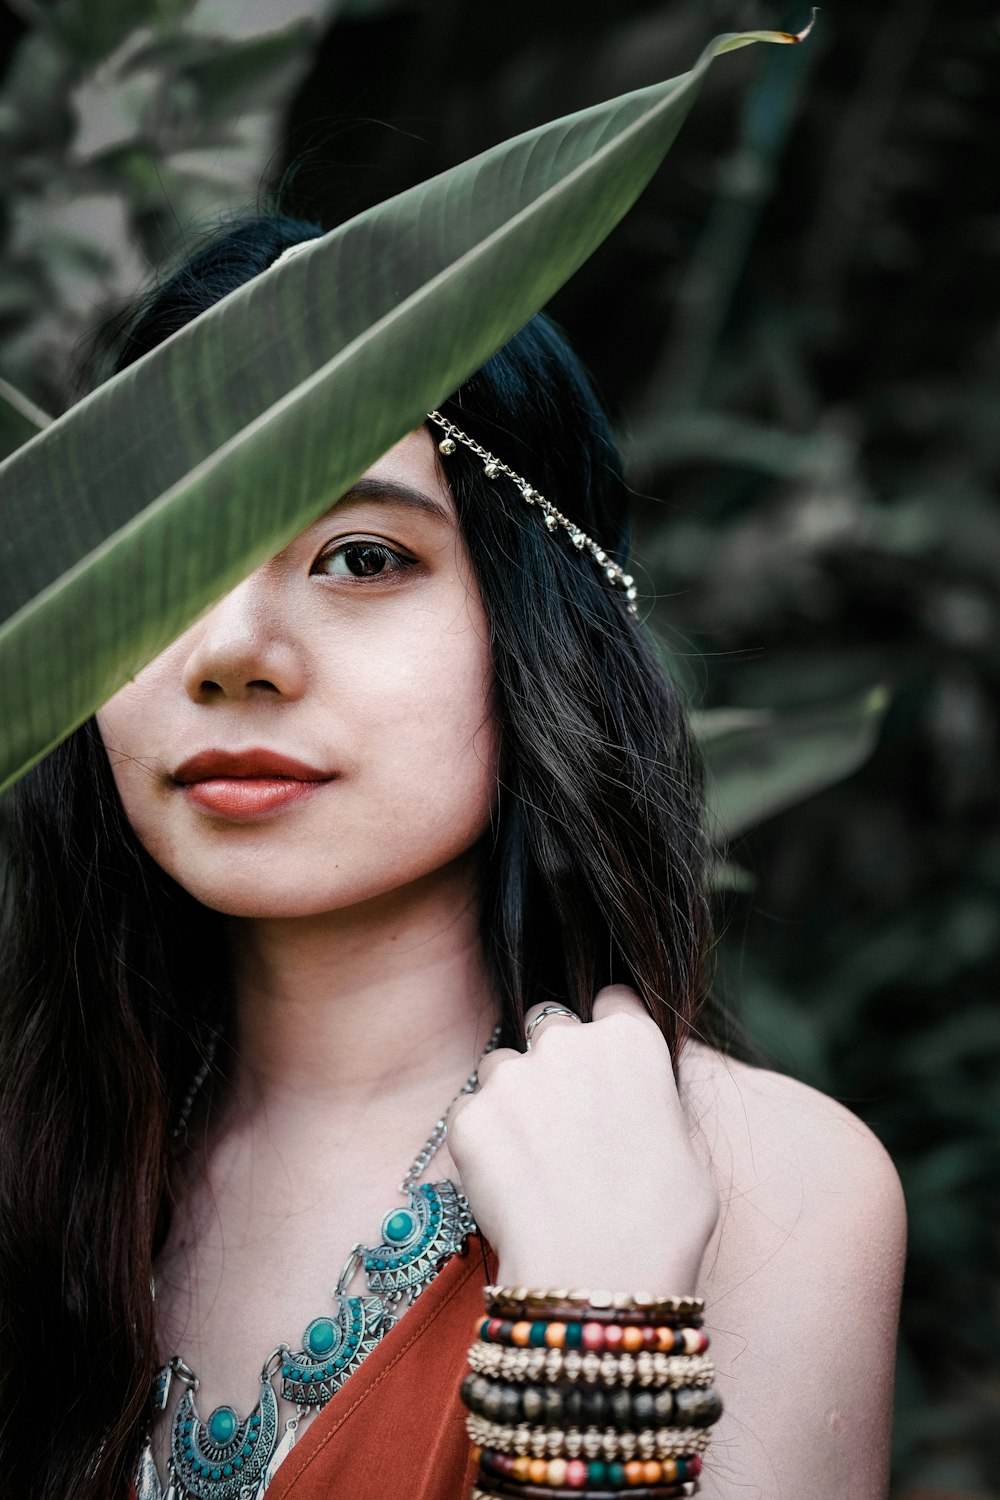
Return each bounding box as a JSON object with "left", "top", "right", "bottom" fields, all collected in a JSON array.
[{"left": 524, "top": 1005, "right": 582, "bottom": 1050}]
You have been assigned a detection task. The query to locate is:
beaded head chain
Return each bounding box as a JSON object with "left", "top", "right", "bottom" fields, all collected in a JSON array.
[
  {"left": 269, "top": 239, "right": 638, "bottom": 616},
  {"left": 424, "top": 411, "right": 638, "bottom": 616}
]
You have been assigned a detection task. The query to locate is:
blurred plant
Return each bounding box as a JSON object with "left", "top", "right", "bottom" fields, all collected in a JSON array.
[{"left": 0, "top": 0, "right": 339, "bottom": 413}]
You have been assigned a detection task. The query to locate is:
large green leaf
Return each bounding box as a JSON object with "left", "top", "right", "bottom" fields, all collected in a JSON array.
[
  {"left": 0, "top": 16, "right": 813, "bottom": 793},
  {"left": 693, "top": 685, "right": 889, "bottom": 842},
  {"left": 0, "top": 379, "right": 52, "bottom": 464}
]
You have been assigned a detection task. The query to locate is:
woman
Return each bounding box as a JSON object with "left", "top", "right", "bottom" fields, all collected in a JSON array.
[{"left": 0, "top": 213, "right": 906, "bottom": 1500}]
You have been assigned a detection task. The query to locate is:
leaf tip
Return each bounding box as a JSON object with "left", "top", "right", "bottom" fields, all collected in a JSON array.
[
  {"left": 786, "top": 7, "right": 820, "bottom": 44},
  {"left": 711, "top": 9, "right": 819, "bottom": 58},
  {"left": 766, "top": 7, "right": 819, "bottom": 44}
]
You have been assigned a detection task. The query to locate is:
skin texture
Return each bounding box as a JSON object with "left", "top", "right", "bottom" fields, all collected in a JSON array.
[{"left": 97, "top": 424, "right": 906, "bottom": 1497}]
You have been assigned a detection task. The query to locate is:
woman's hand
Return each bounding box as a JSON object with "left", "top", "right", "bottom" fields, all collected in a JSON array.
[{"left": 446, "top": 986, "right": 719, "bottom": 1294}]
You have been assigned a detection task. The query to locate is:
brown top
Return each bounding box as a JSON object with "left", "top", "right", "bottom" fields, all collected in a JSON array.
[{"left": 264, "top": 1233, "right": 497, "bottom": 1499}]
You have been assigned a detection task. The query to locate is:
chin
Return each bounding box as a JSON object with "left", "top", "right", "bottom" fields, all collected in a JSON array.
[
  {"left": 180, "top": 873, "right": 354, "bottom": 920},
  {"left": 141, "top": 818, "right": 491, "bottom": 919}
]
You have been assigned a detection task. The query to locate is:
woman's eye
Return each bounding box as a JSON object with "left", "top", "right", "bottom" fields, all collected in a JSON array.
[{"left": 312, "top": 541, "right": 411, "bottom": 581}]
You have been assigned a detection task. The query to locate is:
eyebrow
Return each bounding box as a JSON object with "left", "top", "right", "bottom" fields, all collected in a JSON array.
[{"left": 330, "top": 477, "right": 453, "bottom": 526}]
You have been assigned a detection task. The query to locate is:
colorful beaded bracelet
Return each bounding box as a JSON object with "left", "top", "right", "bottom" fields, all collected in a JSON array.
[
  {"left": 466, "top": 1415, "right": 712, "bottom": 1462},
  {"left": 470, "top": 1472, "right": 694, "bottom": 1499},
  {"left": 461, "top": 1372, "right": 722, "bottom": 1431},
  {"left": 484, "top": 1289, "right": 704, "bottom": 1325},
  {"left": 475, "top": 1446, "right": 705, "bottom": 1488},
  {"left": 478, "top": 1317, "right": 710, "bottom": 1356},
  {"left": 467, "top": 1342, "right": 715, "bottom": 1389},
  {"left": 483, "top": 1305, "right": 705, "bottom": 1331},
  {"left": 471, "top": 1486, "right": 693, "bottom": 1500}
]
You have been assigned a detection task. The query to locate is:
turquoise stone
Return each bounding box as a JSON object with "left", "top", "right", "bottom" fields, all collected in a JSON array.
[
  {"left": 383, "top": 1210, "right": 415, "bottom": 1243},
  {"left": 207, "top": 1406, "right": 237, "bottom": 1445},
  {"left": 306, "top": 1317, "right": 337, "bottom": 1356}
]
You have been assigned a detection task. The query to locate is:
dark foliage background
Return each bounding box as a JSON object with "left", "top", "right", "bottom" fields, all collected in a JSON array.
[{"left": 1, "top": 0, "right": 997, "bottom": 1493}]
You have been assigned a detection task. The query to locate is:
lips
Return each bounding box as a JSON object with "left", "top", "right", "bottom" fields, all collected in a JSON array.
[
  {"left": 172, "top": 749, "right": 335, "bottom": 821},
  {"left": 173, "top": 749, "right": 332, "bottom": 783}
]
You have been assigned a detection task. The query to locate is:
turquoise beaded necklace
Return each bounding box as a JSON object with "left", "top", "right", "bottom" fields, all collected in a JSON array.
[{"left": 136, "top": 1023, "right": 502, "bottom": 1500}]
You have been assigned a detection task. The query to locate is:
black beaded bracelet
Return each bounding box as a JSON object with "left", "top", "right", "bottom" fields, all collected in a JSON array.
[{"left": 461, "top": 1371, "right": 723, "bottom": 1430}]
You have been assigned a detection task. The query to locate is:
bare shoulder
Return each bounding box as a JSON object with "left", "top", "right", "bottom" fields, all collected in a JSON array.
[
  {"left": 677, "top": 1035, "right": 906, "bottom": 1205},
  {"left": 674, "top": 1036, "right": 907, "bottom": 1499}
]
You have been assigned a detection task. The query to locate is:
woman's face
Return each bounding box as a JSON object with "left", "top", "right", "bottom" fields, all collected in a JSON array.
[{"left": 97, "top": 426, "right": 499, "bottom": 918}]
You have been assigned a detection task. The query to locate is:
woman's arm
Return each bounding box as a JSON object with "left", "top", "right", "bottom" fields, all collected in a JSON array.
[{"left": 680, "top": 1044, "right": 907, "bottom": 1499}]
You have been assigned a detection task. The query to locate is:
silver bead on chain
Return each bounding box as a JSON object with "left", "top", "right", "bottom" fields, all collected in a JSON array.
[
  {"left": 171, "top": 1029, "right": 220, "bottom": 1140},
  {"left": 425, "top": 410, "right": 639, "bottom": 616}
]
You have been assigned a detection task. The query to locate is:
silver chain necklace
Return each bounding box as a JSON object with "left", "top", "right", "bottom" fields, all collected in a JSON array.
[{"left": 137, "top": 1021, "right": 503, "bottom": 1500}]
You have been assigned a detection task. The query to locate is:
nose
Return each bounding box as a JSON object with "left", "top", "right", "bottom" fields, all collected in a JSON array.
[{"left": 180, "top": 568, "right": 308, "bottom": 704}]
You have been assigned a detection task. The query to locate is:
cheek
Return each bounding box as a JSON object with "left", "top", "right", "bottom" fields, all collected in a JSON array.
[
  {"left": 95, "top": 676, "right": 181, "bottom": 860},
  {"left": 366, "top": 620, "right": 499, "bottom": 828}
]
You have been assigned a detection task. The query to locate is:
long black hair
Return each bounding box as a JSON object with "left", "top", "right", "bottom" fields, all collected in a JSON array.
[{"left": 0, "top": 212, "right": 715, "bottom": 1499}]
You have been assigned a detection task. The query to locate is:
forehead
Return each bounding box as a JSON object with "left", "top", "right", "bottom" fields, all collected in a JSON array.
[{"left": 332, "top": 425, "right": 456, "bottom": 524}]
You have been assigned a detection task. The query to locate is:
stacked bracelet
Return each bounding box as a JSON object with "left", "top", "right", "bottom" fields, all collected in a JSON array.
[
  {"left": 462, "top": 1289, "right": 721, "bottom": 1497},
  {"left": 477, "top": 1314, "right": 710, "bottom": 1355},
  {"left": 467, "top": 1342, "right": 715, "bottom": 1389},
  {"left": 462, "top": 1373, "right": 720, "bottom": 1431},
  {"left": 482, "top": 1288, "right": 705, "bottom": 1326},
  {"left": 467, "top": 1415, "right": 712, "bottom": 1458}
]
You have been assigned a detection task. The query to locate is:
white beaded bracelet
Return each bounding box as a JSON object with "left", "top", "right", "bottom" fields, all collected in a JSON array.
[
  {"left": 467, "top": 1341, "right": 715, "bottom": 1389},
  {"left": 465, "top": 1413, "right": 713, "bottom": 1461}
]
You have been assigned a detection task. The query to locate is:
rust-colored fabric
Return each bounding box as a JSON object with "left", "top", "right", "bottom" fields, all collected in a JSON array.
[{"left": 265, "top": 1232, "right": 498, "bottom": 1500}]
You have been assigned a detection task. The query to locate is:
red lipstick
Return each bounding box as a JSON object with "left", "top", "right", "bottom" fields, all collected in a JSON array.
[{"left": 172, "top": 749, "right": 335, "bottom": 821}]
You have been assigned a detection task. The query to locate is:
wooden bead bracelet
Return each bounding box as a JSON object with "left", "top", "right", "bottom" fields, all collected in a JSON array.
[
  {"left": 484, "top": 1288, "right": 704, "bottom": 1327},
  {"left": 474, "top": 1445, "right": 705, "bottom": 1486},
  {"left": 477, "top": 1316, "right": 710, "bottom": 1355},
  {"left": 471, "top": 1486, "right": 693, "bottom": 1500},
  {"left": 471, "top": 1468, "right": 696, "bottom": 1499},
  {"left": 461, "top": 1371, "right": 722, "bottom": 1431}
]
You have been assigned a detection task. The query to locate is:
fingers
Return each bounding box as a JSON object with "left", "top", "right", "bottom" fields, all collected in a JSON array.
[
  {"left": 447, "top": 1088, "right": 474, "bottom": 1132},
  {"left": 471, "top": 986, "right": 656, "bottom": 1089},
  {"left": 590, "top": 984, "right": 654, "bottom": 1024}
]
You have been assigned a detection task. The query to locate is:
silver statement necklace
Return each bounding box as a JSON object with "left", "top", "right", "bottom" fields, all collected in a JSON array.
[{"left": 136, "top": 1022, "right": 502, "bottom": 1500}]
